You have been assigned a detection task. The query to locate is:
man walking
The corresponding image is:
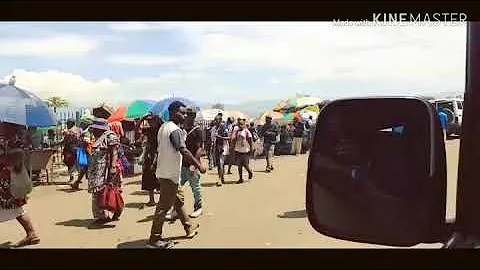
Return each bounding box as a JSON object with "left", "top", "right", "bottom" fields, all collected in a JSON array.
[
  {"left": 180, "top": 109, "right": 204, "bottom": 218},
  {"left": 211, "top": 114, "right": 230, "bottom": 186},
  {"left": 259, "top": 116, "right": 279, "bottom": 173},
  {"left": 292, "top": 115, "right": 305, "bottom": 155},
  {"left": 147, "top": 101, "right": 207, "bottom": 249}
]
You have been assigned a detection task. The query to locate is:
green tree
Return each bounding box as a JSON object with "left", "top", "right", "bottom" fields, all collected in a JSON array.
[{"left": 46, "top": 97, "right": 69, "bottom": 113}]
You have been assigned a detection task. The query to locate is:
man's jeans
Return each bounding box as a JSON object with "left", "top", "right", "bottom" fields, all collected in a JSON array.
[{"left": 180, "top": 166, "right": 203, "bottom": 210}]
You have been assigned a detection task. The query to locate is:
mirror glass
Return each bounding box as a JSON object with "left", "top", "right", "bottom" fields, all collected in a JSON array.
[{"left": 306, "top": 97, "right": 447, "bottom": 246}]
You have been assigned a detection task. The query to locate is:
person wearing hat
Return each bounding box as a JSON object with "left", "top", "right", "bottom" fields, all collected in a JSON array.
[
  {"left": 87, "top": 118, "right": 123, "bottom": 224},
  {"left": 259, "top": 115, "right": 279, "bottom": 173}
]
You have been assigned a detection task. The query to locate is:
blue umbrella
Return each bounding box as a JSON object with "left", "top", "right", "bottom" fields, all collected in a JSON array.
[
  {"left": 0, "top": 83, "right": 57, "bottom": 127},
  {"left": 150, "top": 97, "right": 199, "bottom": 122}
]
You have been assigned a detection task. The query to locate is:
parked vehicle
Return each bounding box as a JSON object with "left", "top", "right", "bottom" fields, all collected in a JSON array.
[{"left": 305, "top": 22, "right": 480, "bottom": 249}]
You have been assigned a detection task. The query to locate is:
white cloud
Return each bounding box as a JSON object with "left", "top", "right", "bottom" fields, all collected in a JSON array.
[
  {"left": 194, "top": 24, "right": 466, "bottom": 85},
  {"left": 0, "top": 69, "right": 242, "bottom": 107},
  {"left": 105, "top": 54, "right": 185, "bottom": 66},
  {"left": 107, "top": 22, "right": 467, "bottom": 94},
  {"left": 0, "top": 35, "right": 100, "bottom": 58},
  {"left": 2, "top": 69, "right": 121, "bottom": 106}
]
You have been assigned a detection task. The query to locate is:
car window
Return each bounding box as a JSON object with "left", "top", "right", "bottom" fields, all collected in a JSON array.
[
  {"left": 457, "top": 101, "right": 463, "bottom": 110},
  {"left": 438, "top": 102, "right": 455, "bottom": 112}
]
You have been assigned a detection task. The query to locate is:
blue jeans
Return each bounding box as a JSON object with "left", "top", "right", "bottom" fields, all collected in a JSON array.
[{"left": 180, "top": 166, "right": 202, "bottom": 210}]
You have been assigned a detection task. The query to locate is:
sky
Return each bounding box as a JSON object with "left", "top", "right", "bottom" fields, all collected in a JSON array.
[{"left": 0, "top": 22, "right": 468, "bottom": 108}]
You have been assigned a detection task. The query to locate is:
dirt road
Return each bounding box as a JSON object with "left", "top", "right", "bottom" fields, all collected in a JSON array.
[{"left": 0, "top": 139, "right": 460, "bottom": 248}]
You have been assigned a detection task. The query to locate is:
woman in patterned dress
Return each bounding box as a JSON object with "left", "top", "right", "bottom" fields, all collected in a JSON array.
[
  {"left": 0, "top": 122, "right": 40, "bottom": 247},
  {"left": 87, "top": 119, "right": 123, "bottom": 225}
]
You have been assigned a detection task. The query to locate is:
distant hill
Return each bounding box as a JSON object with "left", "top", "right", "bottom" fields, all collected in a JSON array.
[{"left": 200, "top": 99, "right": 282, "bottom": 119}]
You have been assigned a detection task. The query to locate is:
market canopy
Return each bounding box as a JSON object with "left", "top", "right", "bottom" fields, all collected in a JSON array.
[
  {"left": 0, "top": 83, "right": 57, "bottom": 127},
  {"left": 195, "top": 109, "right": 225, "bottom": 122},
  {"left": 225, "top": 110, "right": 250, "bottom": 121}
]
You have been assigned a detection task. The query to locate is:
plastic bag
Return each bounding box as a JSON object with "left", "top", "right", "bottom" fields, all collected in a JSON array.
[
  {"left": 9, "top": 164, "right": 33, "bottom": 199},
  {"left": 77, "top": 147, "right": 89, "bottom": 169}
]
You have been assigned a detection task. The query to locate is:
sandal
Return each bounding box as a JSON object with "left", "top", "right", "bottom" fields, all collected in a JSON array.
[{"left": 15, "top": 236, "right": 40, "bottom": 248}]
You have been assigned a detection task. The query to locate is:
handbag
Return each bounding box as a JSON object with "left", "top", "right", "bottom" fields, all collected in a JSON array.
[
  {"left": 97, "top": 147, "right": 124, "bottom": 212},
  {"left": 9, "top": 164, "right": 33, "bottom": 199},
  {"left": 97, "top": 183, "right": 124, "bottom": 212}
]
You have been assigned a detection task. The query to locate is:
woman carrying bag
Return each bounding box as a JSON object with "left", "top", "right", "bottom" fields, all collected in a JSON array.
[
  {"left": 0, "top": 122, "right": 40, "bottom": 247},
  {"left": 87, "top": 119, "right": 124, "bottom": 225}
]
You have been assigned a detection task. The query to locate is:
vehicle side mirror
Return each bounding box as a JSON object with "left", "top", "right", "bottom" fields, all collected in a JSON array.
[{"left": 306, "top": 97, "right": 448, "bottom": 247}]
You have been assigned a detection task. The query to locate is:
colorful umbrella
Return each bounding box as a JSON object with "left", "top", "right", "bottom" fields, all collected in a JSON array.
[
  {"left": 301, "top": 105, "right": 320, "bottom": 114},
  {"left": 107, "top": 106, "right": 128, "bottom": 123},
  {"left": 150, "top": 98, "right": 199, "bottom": 122},
  {"left": 273, "top": 96, "right": 322, "bottom": 112},
  {"left": 0, "top": 83, "right": 57, "bottom": 127},
  {"left": 126, "top": 100, "right": 156, "bottom": 120}
]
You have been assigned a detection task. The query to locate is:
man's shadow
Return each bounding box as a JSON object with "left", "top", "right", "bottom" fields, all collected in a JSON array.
[
  {"left": 117, "top": 239, "right": 181, "bottom": 249},
  {"left": 55, "top": 219, "right": 116, "bottom": 230},
  {"left": 0, "top": 242, "right": 14, "bottom": 249}
]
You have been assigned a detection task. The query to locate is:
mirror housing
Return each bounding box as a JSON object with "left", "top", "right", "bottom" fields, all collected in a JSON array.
[{"left": 306, "top": 97, "right": 447, "bottom": 246}]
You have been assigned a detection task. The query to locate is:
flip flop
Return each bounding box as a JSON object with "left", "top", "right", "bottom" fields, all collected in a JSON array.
[{"left": 15, "top": 236, "right": 40, "bottom": 248}]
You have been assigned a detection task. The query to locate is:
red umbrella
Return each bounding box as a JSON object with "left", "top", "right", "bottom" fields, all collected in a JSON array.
[{"left": 107, "top": 106, "right": 128, "bottom": 123}]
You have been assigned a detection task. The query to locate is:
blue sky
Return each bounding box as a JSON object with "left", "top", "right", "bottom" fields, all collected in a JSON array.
[{"left": 0, "top": 22, "right": 468, "bottom": 108}]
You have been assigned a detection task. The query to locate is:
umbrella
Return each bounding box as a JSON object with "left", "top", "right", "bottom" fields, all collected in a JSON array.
[
  {"left": 0, "top": 83, "right": 57, "bottom": 127},
  {"left": 150, "top": 98, "right": 199, "bottom": 122},
  {"left": 195, "top": 109, "right": 225, "bottom": 122},
  {"left": 107, "top": 106, "right": 128, "bottom": 123},
  {"left": 301, "top": 105, "right": 320, "bottom": 114},
  {"left": 273, "top": 96, "right": 322, "bottom": 112},
  {"left": 126, "top": 100, "right": 157, "bottom": 120},
  {"left": 92, "top": 104, "right": 115, "bottom": 119}
]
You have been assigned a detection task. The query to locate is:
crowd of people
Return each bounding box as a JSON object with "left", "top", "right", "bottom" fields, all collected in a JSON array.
[{"left": 0, "top": 100, "right": 315, "bottom": 249}]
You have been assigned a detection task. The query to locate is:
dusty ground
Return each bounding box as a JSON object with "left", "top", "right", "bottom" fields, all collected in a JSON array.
[{"left": 0, "top": 139, "right": 460, "bottom": 249}]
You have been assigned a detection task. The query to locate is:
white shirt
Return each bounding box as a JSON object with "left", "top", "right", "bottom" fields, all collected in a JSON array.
[
  {"left": 156, "top": 121, "right": 185, "bottom": 184},
  {"left": 233, "top": 128, "right": 252, "bottom": 153}
]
